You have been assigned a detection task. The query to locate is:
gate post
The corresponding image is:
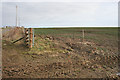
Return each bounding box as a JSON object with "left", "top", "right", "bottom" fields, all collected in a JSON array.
[
  {"left": 29, "top": 28, "right": 33, "bottom": 48},
  {"left": 25, "top": 28, "right": 34, "bottom": 48}
]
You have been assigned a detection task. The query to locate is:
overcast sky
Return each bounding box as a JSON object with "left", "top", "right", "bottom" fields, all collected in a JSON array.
[{"left": 1, "top": 0, "right": 119, "bottom": 28}]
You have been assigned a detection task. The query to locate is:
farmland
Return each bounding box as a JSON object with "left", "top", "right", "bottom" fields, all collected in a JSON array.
[{"left": 2, "top": 27, "right": 119, "bottom": 78}]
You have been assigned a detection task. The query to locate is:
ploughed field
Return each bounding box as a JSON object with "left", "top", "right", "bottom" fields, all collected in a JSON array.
[{"left": 2, "top": 27, "right": 119, "bottom": 78}]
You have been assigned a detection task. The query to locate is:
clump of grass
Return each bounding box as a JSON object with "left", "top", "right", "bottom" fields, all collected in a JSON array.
[{"left": 24, "top": 37, "right": 66, "bottom": 55}]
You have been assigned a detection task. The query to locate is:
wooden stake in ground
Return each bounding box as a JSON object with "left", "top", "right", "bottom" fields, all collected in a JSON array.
[
  {"left": 82, "top": 29, "right": 85, "bottom": 42},
  {"left": 32, "top": 29, "right": 34, "bottom": 47},
  {"left": 30, "top": 28, "right": 33, "bottom": 48}
]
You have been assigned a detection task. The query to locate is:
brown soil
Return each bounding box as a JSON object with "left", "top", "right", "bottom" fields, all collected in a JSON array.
[{"left": 2, "top": 28, "right": 119, "bottom": 79}]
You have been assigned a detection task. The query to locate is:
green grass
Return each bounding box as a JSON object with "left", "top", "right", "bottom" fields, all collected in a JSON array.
[
  {"left": 33, "top": 27, "right": 118, "bottom": 51},
  {"left": 35, "top": 27, "right": 118, "bottom": 35},
  {"left": 34, "top": 27, "right": 118, "bottom": 40},
  {"left": 25, "top": 37, "right": 67, "bottom": 55}
]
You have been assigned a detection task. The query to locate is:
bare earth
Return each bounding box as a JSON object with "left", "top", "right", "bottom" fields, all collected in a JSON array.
[{"left": 2, "top": 27, "right": 119, "bottom": 79}]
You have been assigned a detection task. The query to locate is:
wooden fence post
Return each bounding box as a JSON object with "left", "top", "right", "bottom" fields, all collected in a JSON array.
[
  {"left": 82, "top": 29, "right": 85, "bottom": 42},
  {"left": 32, "top": 29, "right": 34, "bottom": 47},
  {"left": 25, "top": 28, "right": 34, "bottom": 48},
  {"left": 29, "top": 28, "right": 33, "bottom": 48}
]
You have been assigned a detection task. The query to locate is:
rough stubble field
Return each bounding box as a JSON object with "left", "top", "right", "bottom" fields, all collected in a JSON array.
[{"left": 2, "top": 27, "right": 119, "bottom": 78}]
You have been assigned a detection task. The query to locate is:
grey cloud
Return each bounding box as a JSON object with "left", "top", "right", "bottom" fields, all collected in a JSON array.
[{"left": 2, "top": 2, "right": 118, "bottom": 27}]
